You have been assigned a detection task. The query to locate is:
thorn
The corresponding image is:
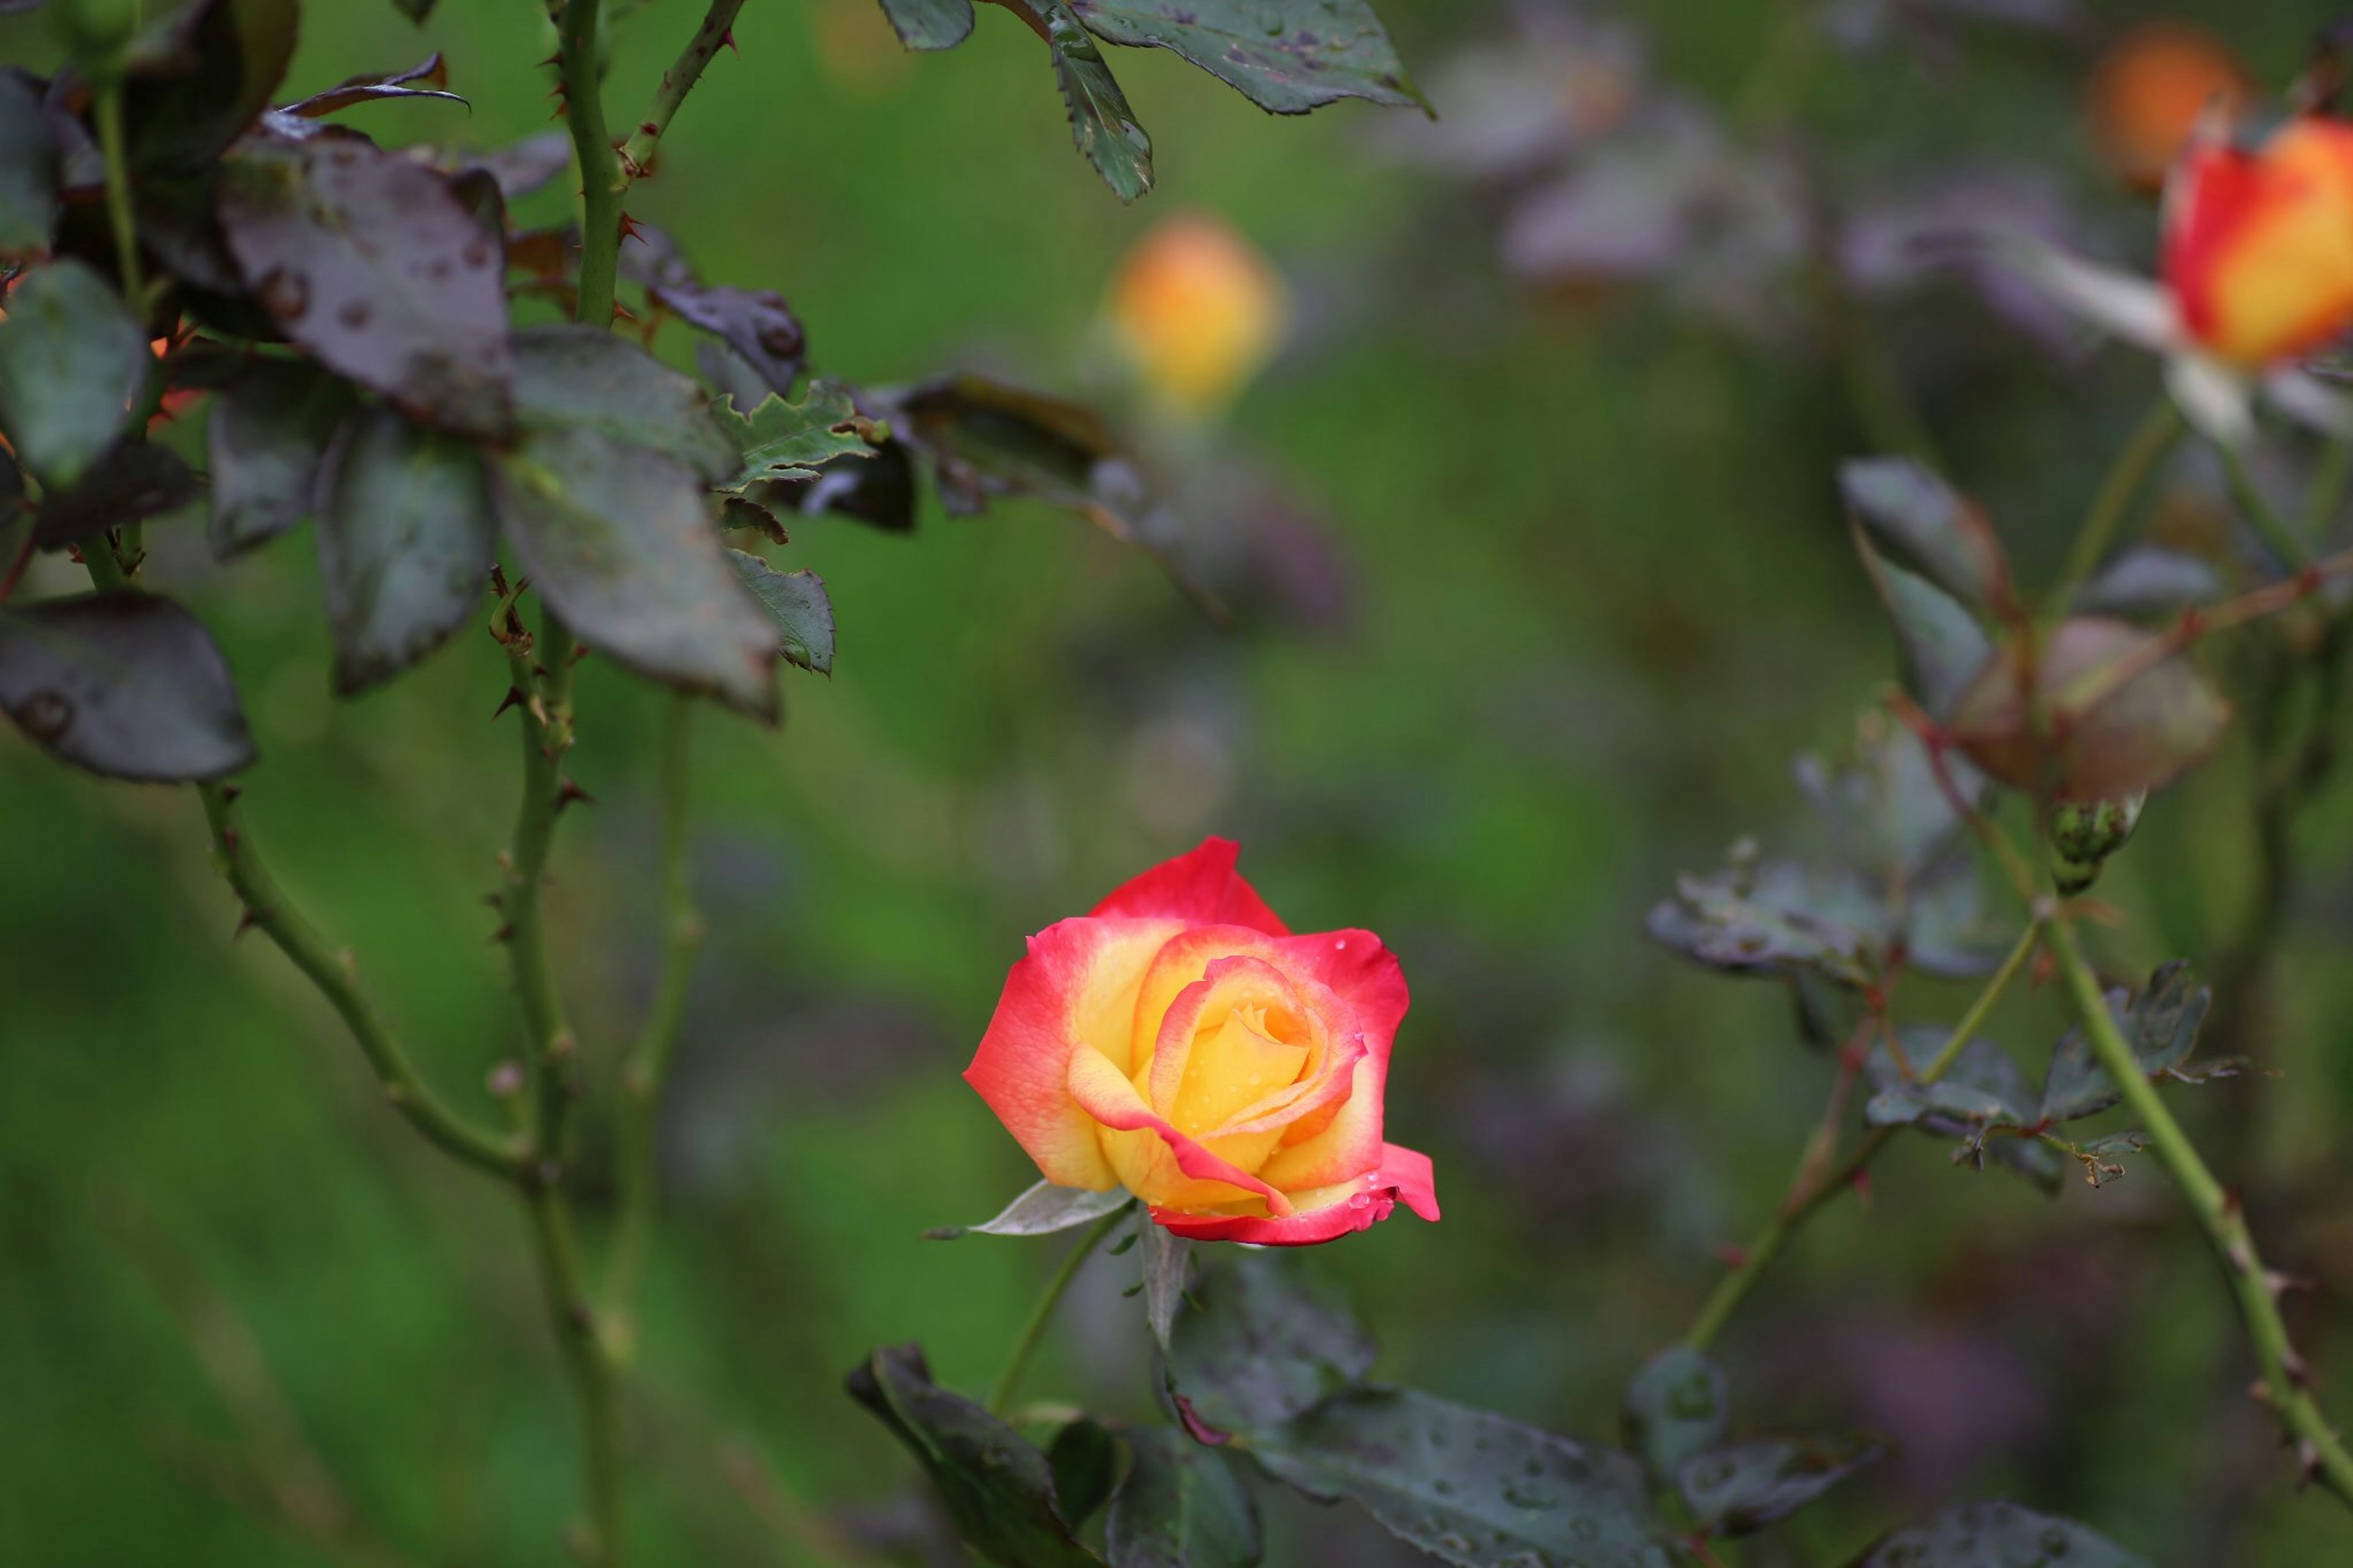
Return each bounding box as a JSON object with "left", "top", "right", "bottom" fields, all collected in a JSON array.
[
  {"left": 2299, "top": 1439, "right": 2325, "bottom": 1489},
  {"left": 495, "top": 850, "right": 517, "bottom": 877},
  {"left": 2268, "top": 1269, "right": 2317, "bottom": 1300},
  {"left": 612, "top": 300, "right": 638, "bottom": 324},
  {"left": 483, "top": 891, "right": 505, "bottom": 911},
  {"left": 219, "top": 783, "right": 243, "bottom": 806},
  {"left": 2285, "top": 1348, "right": 2316, "bottom": 1390},
  {"left": 722, "top": 28, "right": 738, "bottom": 53},
  {"left": 528, "top": 695, "right": 551, "bottom": 730},
  {"left": 233, "top": 912, "right": 260, "bottom": 942},
  {"left": 221, "top": 825, "right": 240, "bottom": 854},
  {"left": 537, "top": 51, "right": 561, "bottom": 69},
  {"left": 493, "top": 686, "right": 526, "bottom": 721},
  {"left": 555, "top": 778, "right": 595, "bottom": 814},
  {"left": 618, "top": 211, "right": 649, "bottom": 245},
  {"left": 570, "top": 643, "right": 589, "bottom": 665},
  {"left": 2253, "top": 1377, "right": 2278, "bottom": 1407},
  {"left": 490, "top": 922, "right": 516, "bottom": 944}
]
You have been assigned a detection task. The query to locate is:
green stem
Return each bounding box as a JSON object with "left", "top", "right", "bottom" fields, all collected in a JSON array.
[
  {"left": 2047, "top": 400, "right": 2180, "bottom": 621},
  {"left": 93, "top": 80, "right": 143, "bottom": 306},
  {"left": 2224, "top": 444, "right": 2312, "bottom": 571},
  {"left": 199, "top": 784, "right": 523, "bottom": 1180},
  {"left": 509, "top": 612, "right": 580, "bottom": 1162},
  {"left": 1684, "top": 920, "right": 2044, "bottom": 1352},
  {"left": 618, "top": 0, "right": 748, "bottom": 182},
  {"left": 525, "top": 1177, "right": 627, "bottom": 1561},
  {"left": 558, "top": 0, "right": 623, "bottom": 327},
  {"left": 989, "top": 1205, "right": 1133, "bottom": 1415},
  {"left": 2046, "top": 917, "right": 2353, "bottom": 1504},
  {"left": 607, "top": 694, "right": 705, "bottom": 1343}
]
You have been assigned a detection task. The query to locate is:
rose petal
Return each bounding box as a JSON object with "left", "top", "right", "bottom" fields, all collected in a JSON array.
[
  {"left": 1258, "top": 1053, "right": 1386, "bottom": 1190},
  {"left": 1067, "top": 1045, "right": 1295, "bottom": 1216},
  {"left": 1089, "top": 836, "right": 1290, "bottom": 935},
  {"left": 964, "top": 915, "right": 1187, "bottom": 1189},
  {"left": 1145, "top": 952, "right": 1307, "bottom": 1118},
  {"left": 1129, "top": 925, "right": 1290, "bottom": 1085},
  {"left": 1153, "top": 1143, "right": 1440, "bottom": 1246},
  {"left": 1275, "top": 929, "right": 1410, "bottom": 1064}
]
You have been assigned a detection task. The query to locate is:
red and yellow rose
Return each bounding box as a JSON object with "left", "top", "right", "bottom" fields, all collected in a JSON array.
[
  {"left": 2164, "top": 116, "right": 2353, "bottom": 368},
  {"left": 964, "top": 839, "right": 1439, "bottom": 1246}
]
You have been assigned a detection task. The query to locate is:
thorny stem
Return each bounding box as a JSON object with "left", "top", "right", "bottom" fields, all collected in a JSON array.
[
  {"left": 199, "top": 784, "right": 525, "bottom": 1180},
  {"left": 93, "top": 80, "right": 144, "bottom": 306},
  {"left": 990, "top": 1205, "right": 1134, "bottom": 1417},
  {"left": 524, "top": 1173, "right": 627, "bottom": 1562},
  {"left": 607, "top": 694, "right": 706, "bottom": 1343},
  {"left": 509, "top": 614, "right": 582, "bottom": 1161},
  {"left": 618, "top": 0, "right": 748, "bottom": 183},
  {"left": 1684, "top": 921, "right": 2043, "bottom": 1352},
  {"left": 558, "top": 0, "right": 624, "bottom": 327},
  {"left": 2047, "top": 399, "right": 2180, "bottom": 623},
  {"left": 2045, "top": 917, "right": 2353, "bottom": 1504}
]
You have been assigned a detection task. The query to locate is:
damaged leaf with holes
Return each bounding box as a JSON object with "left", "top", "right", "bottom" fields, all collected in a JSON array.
[{"left": 2039, "top": 961, "right": 2232, "bottom": 1124}]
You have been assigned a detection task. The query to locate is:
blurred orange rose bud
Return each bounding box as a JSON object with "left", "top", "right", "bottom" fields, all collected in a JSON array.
[
  {"left": 2164, "top": 116, "right": 2353, "bottom": 367},
  {"left": 964, "top": 838, "right": 1438, "bottom": 1246},
  {"left": 2088, "top": 22, "right": 2253, "bottom": 192},
  {"left": 1105, "top": 214, "right": 1289, "bottom": 418}
]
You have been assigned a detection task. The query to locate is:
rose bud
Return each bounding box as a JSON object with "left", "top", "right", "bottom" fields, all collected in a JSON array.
[
  {"left": 964, "top": 838, "right": 1439, "bottom": 1246},
  {"left": 2052, "top": 792, "right": 2146, "bottom": 895},
  {"left": 1104, "top": 215, "right": 1289, "bottom": 419},
  {"left": 2164, "top": 115, "right": 2353, "bottom": 368},
  {"left": 2087, "top": 22, "right": 2253, "bottom": 194}
]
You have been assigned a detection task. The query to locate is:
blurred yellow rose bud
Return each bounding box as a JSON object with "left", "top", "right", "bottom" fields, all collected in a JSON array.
[
  {"left": 2164, "top": 116, "right": 2353, "bottom": 367},
  {"left": 2087, "top": 22, "right": 2252, "bottom": 194},
  {"left": 1105, "top": 214, "right": 1288, "bottom": 419}
]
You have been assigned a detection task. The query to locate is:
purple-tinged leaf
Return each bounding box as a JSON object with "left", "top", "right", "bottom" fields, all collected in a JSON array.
[
  {"left": 1851, "top": 1500, "right": 2150, "bottom": 1567},
  {"left": 34, "top": 441, "right": 199, "bottom": 550},
  {"left": 207, "top": 358, "right": 354, "bottom": 557},
  {"left": 0, "top": 592, "right": 254, "bottom": 781},
  {"left": 1840, "top": 456, "right": 2013, "bottom": 614},
  {"left": 0, "top": 259, "right": 151, "bottom": 491},
  {"left": 1677, "top": 1435, "right": 1884, "bottom": 1537},
  {"left": 280, "top": 53, "right": 465, "bottom": 118},
  {"left": 1070, "top": 0, "right": 1428, "bottom": 117},
  {"left": 0, "top": 69, "right": 58, "bottom": 254},
  {"left": 123, "top": 0, "right": 301, "bottom": 174}
]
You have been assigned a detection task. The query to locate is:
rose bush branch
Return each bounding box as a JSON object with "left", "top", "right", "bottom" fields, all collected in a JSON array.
[
  {"left": 2045, "top": 916, "right": 2353, "bottom": 1501},
  {"left": 618, "top": 0, "right": 748, "bottom": 183},
  {"left": 988, "top": 1202, "right": 1134, "bottom": 1416},
  {"left": 558, "top": 0, "right": 624, "bottom": 327}
]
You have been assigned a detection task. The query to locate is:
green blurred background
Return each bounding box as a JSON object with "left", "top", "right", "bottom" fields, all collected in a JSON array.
[{"left": 7, "top": 0, "right": 2353, "bottom": 1562}]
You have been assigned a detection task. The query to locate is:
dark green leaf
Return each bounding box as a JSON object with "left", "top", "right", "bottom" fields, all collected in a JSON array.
[
  {"left": 1108, "top": 1426, "right": 1262, "bottom": 1568},
  {"left": 1048, "top": 1417, "right": 1120, "bottom": 1530},
  {"left": 280, "top": 53, "right": 464, "bottom": 117},
  {"left": 1840, "top": 458, "right": 2011, "bottom": 613},
  {"left": 1070, "top": 0, "right": 1427, "bottom": 116},
  {"left": 1621, "top": 1347, "right": 1726, "bottom": 1487},
  {"left": 1850, "top": 1500, "right": 2151, "bottom": 1567},
  {"left": 1950, "top": 617, "right": 2229, "bottom": 802},
  {"left": 317, "top": 407, "right": 495, "bottom": 695},
  {"left": 894, "top": 373, "right": 1156, "bottom": 541},
  {"left": 1795, "top": 718, "right": 1980, "bottom": 885},
  {"left": 1002, "top": 0, "right": 1153, "bottom": 202},
  {"left": 1139, "top": 1221, "right": 1189, "bottom": 1352},
  {"left": 724, "top": 551, "right": 835, "bottom": 675},
  {"left": 0, "top": 69, "right": 58, "bottom": 254},
  {"left": 491, "top": 426, "right": 776, "bottom": 717},
  {"left": 879, "top": 0, "right": 974, "bottom": 48},
  {"left": 1251, "top": 1389, "right": 1672, "bottom": 1568},
  {"left": 0, "top": 591, "right": 254, "bottom": 781},
  {"left": 1165, "top": 1255, "right": 1376, "bottom": 1440},
  {"left": 1865, "top": 1028, "right": 2058, "bottom": 1193},
  {"left": 1851, "top": 528, "right": 1992, "bottom": 722},
  {"left": 714, "top": 383, "right": 885, "bottom": 485},
  {"left": 2039, "top": 961, "right": 2215, "bottom": 1124},
  {"left": 218, "top": 131, "right": 514, "bottom": 439},
  {"left": 33, "top": 440, "right": 199, "bottom": 549},
  {"left": 123, "top": 0, "right": 301, "bottom": 173},
  {"left": 783, "top": 431, "right": 920, "bottom": 532},
  {"left": 844, "top": 1345, "right": 1104, "bottom": 1568},
  {"left": 926, "top": 1180, "right": 1132, "bottom": 1240},
  {"left": 1676, "top": 1435, "right": 1884, "bottom": 1537},
  {"left": 207, "top": 359, "right": 355, "bottom": 557},
  {"left": 0, "top": 259, "right": 150, "bottom": 491},
  {"left": 1648, "top": 848, "right": 1878, "bottom": 990},
  {"left": 513, "top": 325, "right": 739, "bottom": 486}
]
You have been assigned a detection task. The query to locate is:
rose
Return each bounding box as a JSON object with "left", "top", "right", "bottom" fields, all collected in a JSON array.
[
  {"left": 963, "top": 838, "right": 1439, "bottom": 1246},
  {"left": 2165, "top": 117, "right": 2353, "bottom": 368},
  {"left": 1104, "top": 216, "right": 1288, "bottom": 418},
  {"left": 2086, "top": 22, "right": 2251, "bottom": 194}
]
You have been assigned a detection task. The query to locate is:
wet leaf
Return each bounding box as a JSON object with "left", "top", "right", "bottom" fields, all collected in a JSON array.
[
  {"left": 123, "top": 0, "right": 300, "bottom": 173},
  {"left": 490, "top": 426, "right": 777, "bottom": 718},
  {"left": 879, "top": 0, "right": 975, "bottom": 48},
  {"left": 641, "top": 268, "right": 807, "bottom": 395},
  {"left": 1002, "top": 0, "right": 1154, "bottom": 202},
  {"left": 0, "top": 592, "right": 254, "bottom": 781},
  {"left": 280, "top": 53, "right": 464, "bottom": 117},
  {"left": 0, "top": 69, "right": 58, "bottom": 254},
  {"left": 1165, "top": 1254, "right": 1376, "bottom": 1439},
  {"left": 1622, "top": 1347, "right": 1726, "bottom": 1487},
  {"left": 1840, "top": 458, "right": 2011, "bottom": 614},
  {"left": 1850, "top": 1500, "right": 2150, "bottom": 1567},
  {"left": 845, "top": 1344, "right": 1105, "bottom": 1568},
  {"left": 1070, "top": 0, "right": 1427, "bottom": 117},
  {"left": 1676, "top": 1435, "right": 1884, "bottom": 1537},
  {"left": 1048, "top": 1417, "right": 1120, "bottom": 1530},
  {"left": 316, "top": 407, "right": 495, "bottom": 695},
  {"left": 0, "top": 259, "right": 151, "bottom": 491},
  {"left": 1251, "top": 1389, "right": 1672, "bottom": 1568},
  {"left": 927, "top": 1180, "right": 1132, "bottom": 1239},
  {"left": 1949, "top": 618, "right": 2229, "bottom": 801},
  {"left": 1108, "top": 1426, "right": 1262, "bottom": 1568},
  {"left": 513, "top": 325, "right": 738, "bottom": 486},
  {"left": 2039, "top": 961, "right": 2215, "bottom": 1124},
  {"left": 206, "top": 358, "right": 355, "bottom": 558},
  {"left": 725, "top": 551, "right": 835, "bottom": 675},
  {"left": 33, "top": 440, "right": 199, "bottom": 549},
  {"left": 1865, "top": 1028, "right": 2058, "bottom": 1192},
  {"left": 1139, "top": 1221, "right": 1189, "bottom": 1352},
  {"left": 1852, "top": 528, "right": 1994, "bottom": 722},
  {"left": 218, "top": 131, "right": 514, "bottom": 438}
]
